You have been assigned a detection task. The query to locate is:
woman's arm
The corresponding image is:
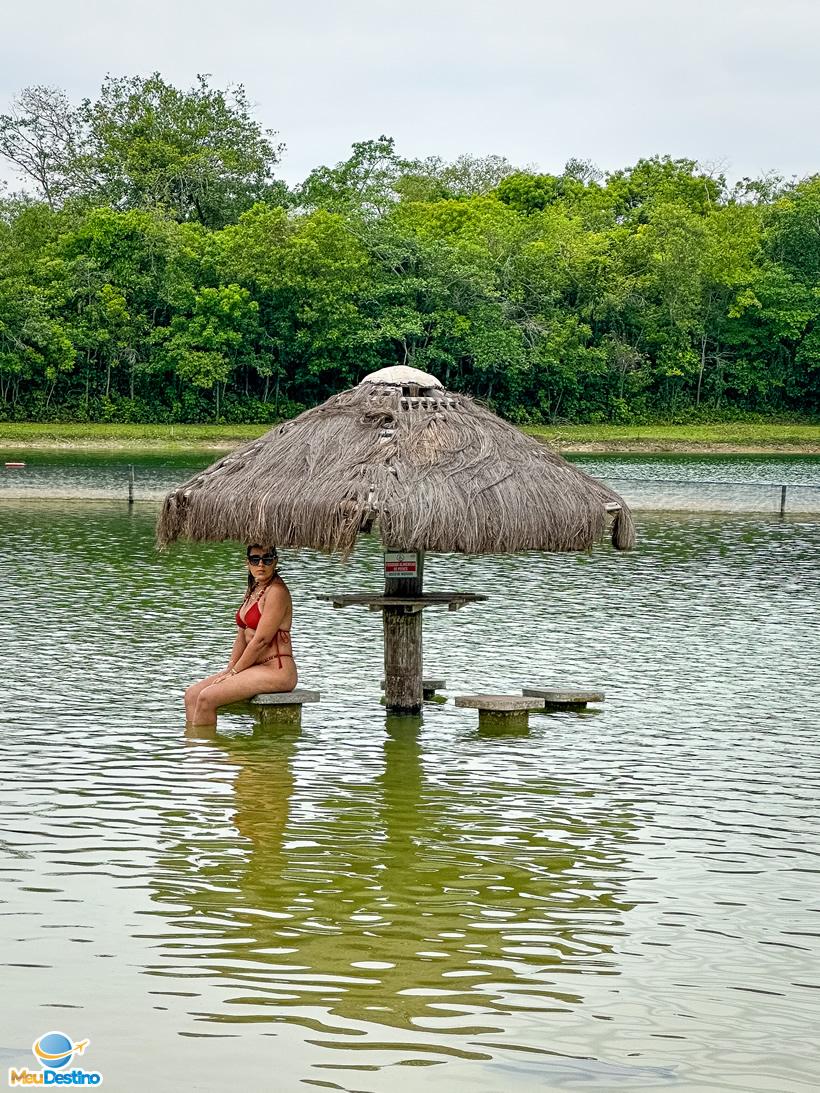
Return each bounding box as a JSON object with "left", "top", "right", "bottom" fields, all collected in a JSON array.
[
  {"left": 226, "top": 628, "right": 246, "bottom": 670},
  {"left": 209, "top": 628, "right": 246, "bottom": 683},
  {"left": 229, "top": 583, "right": 290, "bottom": 674}
]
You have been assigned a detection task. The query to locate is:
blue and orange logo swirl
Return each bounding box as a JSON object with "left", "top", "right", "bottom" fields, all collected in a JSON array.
[{"left": 32, "top": 1032, "right": 89, "bottom": 1070}]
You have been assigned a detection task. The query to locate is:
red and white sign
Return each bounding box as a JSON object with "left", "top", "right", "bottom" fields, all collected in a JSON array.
[{"left": 384, "top": 552, "right": 418, "bottom": 577}]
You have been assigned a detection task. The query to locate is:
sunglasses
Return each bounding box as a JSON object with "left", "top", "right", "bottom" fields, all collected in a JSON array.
[{"left": 248, "top": 553, "right": 276, "bottom": 566}]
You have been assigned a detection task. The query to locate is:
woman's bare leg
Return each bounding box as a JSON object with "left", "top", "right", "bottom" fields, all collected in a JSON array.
[
  {"left": 185, "top": 671, "right": 229, "bottom": 724},
  {"left": 192, "top": 664, "right": 297, "bottom": 727}
]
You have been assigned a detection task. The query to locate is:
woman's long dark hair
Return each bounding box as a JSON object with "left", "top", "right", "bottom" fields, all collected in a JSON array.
[{"left": 244, "top": 544, "right": 279, "bottom": 601}]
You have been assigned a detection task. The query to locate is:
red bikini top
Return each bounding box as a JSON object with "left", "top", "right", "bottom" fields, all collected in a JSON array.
[
  {"left": 236, "top": 599, "right": 263, "bottom": 630},
  {"left": 236, "top": 581, "right": 290, "bottom": 635}
]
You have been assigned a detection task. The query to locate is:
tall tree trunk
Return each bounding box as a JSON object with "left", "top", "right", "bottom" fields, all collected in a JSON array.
[{"left": 696, "top": 333, "right": 707, "bottom": 406}]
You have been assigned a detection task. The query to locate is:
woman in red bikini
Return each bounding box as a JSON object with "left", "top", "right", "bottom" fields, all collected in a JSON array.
[{"left": 184, "top": 544, "right": 298, "bottom": 727}]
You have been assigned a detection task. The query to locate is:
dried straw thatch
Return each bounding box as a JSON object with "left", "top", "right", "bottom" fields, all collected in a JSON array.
[{"left": 157, "top": 367, "right": 635, "bottom": 555}]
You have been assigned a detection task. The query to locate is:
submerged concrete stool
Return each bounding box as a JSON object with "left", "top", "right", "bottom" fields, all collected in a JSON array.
[
  {"left": 381, "top": 678, "right": 446, "bottom": 701},
  {"left": 455, "top": 694, "right": 543, "bottom": 730},
  {"left": 249, "top": 688, "right": 320, "bottom": 728},
  {"left": 523, "top": 687, "right": 604, "bottom": 712}
]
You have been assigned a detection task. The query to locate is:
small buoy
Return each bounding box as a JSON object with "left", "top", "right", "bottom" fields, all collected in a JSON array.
[{"left": 5, "top": 461, "right": 26, "bottom": 467}]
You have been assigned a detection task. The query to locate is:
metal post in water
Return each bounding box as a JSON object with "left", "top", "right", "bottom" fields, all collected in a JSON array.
[
  {"left": 780, "top": 484, "right": 787, "bottom": 517},
  {"left": 128, "top": 464, "right": 135, "bottom": 506}
]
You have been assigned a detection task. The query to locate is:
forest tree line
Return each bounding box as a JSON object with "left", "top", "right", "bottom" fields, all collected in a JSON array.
[{"left": 0, "top": 74, "right": 818, "bottom": 424}]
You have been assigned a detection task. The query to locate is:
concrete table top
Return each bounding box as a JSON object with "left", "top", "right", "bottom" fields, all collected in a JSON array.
[
  {"left": 523, "top": 688, "right": 605, "bottom": 703},
  {"left": 455, "top": 695, "right": 544, "bottom": 712},
  {"left": 249, "top": 688, "right": 320, "bottom": 705}
]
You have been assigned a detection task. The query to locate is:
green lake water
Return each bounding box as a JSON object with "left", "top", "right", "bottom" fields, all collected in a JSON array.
[{"left": 0, "top": 462, "right": 819, "bottom": 1091}]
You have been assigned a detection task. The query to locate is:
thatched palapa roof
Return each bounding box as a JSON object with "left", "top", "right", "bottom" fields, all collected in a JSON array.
[{"left": 157, "top": 366, "right": 635, "bottom": 555}]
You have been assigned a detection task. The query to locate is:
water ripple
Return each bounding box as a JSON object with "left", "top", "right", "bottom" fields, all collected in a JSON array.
[{"left": 0, "top": 500, "right": 818, "bottom": 1090}]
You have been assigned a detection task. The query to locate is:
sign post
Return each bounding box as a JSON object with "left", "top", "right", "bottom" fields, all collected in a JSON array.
[
  {"left": 384, "top": 551, "right": 419, "bottom": 579},
  {"left": 383, "top": 551, "right": 424, "bottom": 712}
]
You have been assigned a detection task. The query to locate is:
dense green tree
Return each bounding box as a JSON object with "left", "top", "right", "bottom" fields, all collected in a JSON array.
[
  {"left": 217, "top": 204, "right": 375, "bottom": 403},
  {"left": 604, "top": 156, "right": 727, "bottom": 221},
  {"left": 0, "top": 198, "right": 72, "bottom": 409},
  {"left": 0, "top": 279, "right": 73, "bottom": 407},
  {"left": 496, "top": 171, "right": 581, "bottom": 215},
  {"left": 0, "top": 73, "right": 817, "bottom": 423},
  {"left": 752, "top": 178, "right": 820, "bottom": 407},
  {"left": 1, "top": 75, "right": 286, "bottom": 228},
  {"left": 296, "top": 136, "right": 401, "bottom": 218},
  {"left": 79, "top": 74, "right": 286, "bottom": 227},
  {"left": 156, "top": 284, "right": 261, "bottom": 419},
  {"left": 50, "top": 207, "right": 187, "bottom": 408}
]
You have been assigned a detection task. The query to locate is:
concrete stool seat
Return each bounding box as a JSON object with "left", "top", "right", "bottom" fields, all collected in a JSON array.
[
  {"left": 381, "top": 678, "right": 446, "bottom": 701},
  {"left": 455, "top": 693, "right": 543, "bottom": 730},
  {"left": 523, "top": 687, "right": 604, "bottom": 711},
  {"left": 248, "top": 687, "right": 320, "bottom": 727}
]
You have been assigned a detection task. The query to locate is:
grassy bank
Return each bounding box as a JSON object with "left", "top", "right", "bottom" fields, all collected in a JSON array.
[
  {"left": 1, "top": 421, "right": 819, "bottom": 454},
  {"left": 530, "top": 422, "right": 820, "bottom": 453},
  {"left": 0, "top": 423, "right": 264, "bottom": 449}
]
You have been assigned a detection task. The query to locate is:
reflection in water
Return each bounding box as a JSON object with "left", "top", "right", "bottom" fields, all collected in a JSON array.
[{"left": 144, "top": 714, "right": 636, "bottom": 1063}]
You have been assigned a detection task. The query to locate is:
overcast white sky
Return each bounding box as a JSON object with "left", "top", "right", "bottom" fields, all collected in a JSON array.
[{"left": 1, "top": 0, "right": 818, "bottom": 188}]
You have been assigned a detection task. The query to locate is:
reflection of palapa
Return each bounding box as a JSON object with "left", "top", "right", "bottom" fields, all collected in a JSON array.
[{"left": 150, "top": 721, "right": 637, "bottom": 1041}]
